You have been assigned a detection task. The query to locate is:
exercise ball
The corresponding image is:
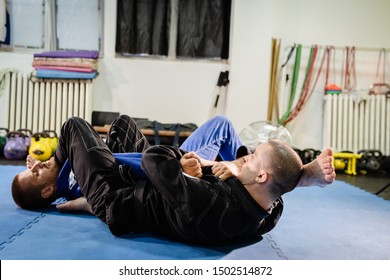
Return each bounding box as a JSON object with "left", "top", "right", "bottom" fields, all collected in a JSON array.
[{"left": 239, "top": 121, "right": 292, "bottom": 151}]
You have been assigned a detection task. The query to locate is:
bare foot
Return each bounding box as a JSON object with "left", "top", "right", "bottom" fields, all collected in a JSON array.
[
  {"left": 56, "top": 197, "right": 93, "bottom": 214},
  {"left": 298, "top": 147, "right": 336, "bottom": 187}
]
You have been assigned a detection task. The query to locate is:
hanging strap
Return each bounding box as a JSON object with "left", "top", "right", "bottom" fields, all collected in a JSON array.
[
  {"left": 287, "top": 44, "right": 302, "bottom": 113},
  {"left": 279, "top": 44, "right": 302, "bottom": 125},
  {"left": 344, "top": 46, "right": 357, "bottom": 92},
  {"left": 324, "top": 45, "right": 336, "bottom": 89},
  {"left": 375, "top": 48, "right": 387, "bottom": 83},
  {"left": 283, "top": 44, "right": 328, "bottom": 125},
  {"left": 282, "top": 45, "right": 317, "bottom": 125},
  {"left": 278, "top": 44, "right": 296, "bottom": 122},
  {"left": 369, "top": 49, "right": 390, "bottom": 95}
]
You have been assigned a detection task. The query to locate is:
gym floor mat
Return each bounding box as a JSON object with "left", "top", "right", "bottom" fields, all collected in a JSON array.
[{"left": 1, "top": 165, "right": 389, "bottom": 260}]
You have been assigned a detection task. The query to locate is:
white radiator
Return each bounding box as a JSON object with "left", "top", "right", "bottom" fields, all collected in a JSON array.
[
  {"left": 2, "top": 72, "right": 93, "bottom": 136},
  {"left": 323, "top": 93, "right": 390, "bottom": 155}
]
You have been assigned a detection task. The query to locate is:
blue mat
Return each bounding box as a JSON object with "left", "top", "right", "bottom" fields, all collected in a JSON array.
[{"left": 1, "top": 165, "right": 390, "bottom": 260}]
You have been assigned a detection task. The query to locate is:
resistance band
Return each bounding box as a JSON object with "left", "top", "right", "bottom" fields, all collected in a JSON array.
[
  {"left": 279, "top": 44, "right": 302, "bottom": 125},
  {"left": 283, "top": 44, "right": 333, "bottom": 125},
  {"left": 375, "top": 48, "right": 387, "bottom": 83},
  {"left": 344, "top": 46, "right": 356, "bottom": 92}
]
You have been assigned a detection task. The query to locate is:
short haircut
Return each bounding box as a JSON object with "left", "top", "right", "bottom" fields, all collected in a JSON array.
[
  {"left": 11, "top": 174, "right": 55, "bottom": 209},
  {"left": 267, "top": 140, "right": 303, "bottom": 198}
]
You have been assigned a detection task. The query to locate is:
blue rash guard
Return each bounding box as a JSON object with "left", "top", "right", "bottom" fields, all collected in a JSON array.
[{"left": 56, "top": 153, "right": 146, "bottom": 200}]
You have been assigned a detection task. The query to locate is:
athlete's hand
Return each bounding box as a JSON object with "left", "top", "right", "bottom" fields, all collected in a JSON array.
[
  {"left": 56, "top": 197, "right": 93, "bottom": 214},
  {"left": 180, "top": 152, "right": 202, "bottom": 178},
  {"left": 211, "top": 161, "right": 239, "bottom": 180}
]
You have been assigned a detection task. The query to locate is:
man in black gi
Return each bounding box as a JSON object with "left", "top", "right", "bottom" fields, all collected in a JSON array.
[{"left": 14, "top": 115, "right": 336, "bottom": 244}]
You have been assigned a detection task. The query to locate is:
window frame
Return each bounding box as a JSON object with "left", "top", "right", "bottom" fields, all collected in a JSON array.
[
  {"left": 0, "top": 0, "right": 104, "bottom": 55},
  {"left": 115, "top": 0, "right": 231, "bottom": 62}
]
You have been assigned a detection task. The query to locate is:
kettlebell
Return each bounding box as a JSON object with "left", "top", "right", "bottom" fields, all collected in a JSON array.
[
  {"left": 29, "top": 132, "right": 53, "bottom": 161},
  {"left": 293, "top": 148, "right": 303, "bottom": 160},
  {"left": 17, "top": 129, "right": 33, "bottom": 149},
  {"left": 0, "top": 128, "right": 9, "bottom": 158},
  {"left": 358, "top": 149, "right": 383, "bottom": 172},
  {"left": 4, "top": 131, "right": 28, "bottom": 160},
  {"left": 42, "top": 130, "right": 58, "bottom": 155},
  {"left": 301, "top": 148, "right": 321, "bottom": 164}
]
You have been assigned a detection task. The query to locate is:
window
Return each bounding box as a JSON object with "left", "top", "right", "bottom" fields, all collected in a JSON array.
[
  {"left": 0, "top": 0, "right": 103, "bottom": 53},
  {"left": 115, "top": 0, "right": 231, "bottom": 60},
  {"left": 1, "top": 0, "right": 45, "bottom": 49}
]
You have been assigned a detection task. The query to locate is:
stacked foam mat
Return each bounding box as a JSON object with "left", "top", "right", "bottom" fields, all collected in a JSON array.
[{"left": 31, "top": 50, "right": 99, "bottom": 81}]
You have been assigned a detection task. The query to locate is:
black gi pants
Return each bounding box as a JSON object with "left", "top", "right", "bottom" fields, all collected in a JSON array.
[{"left": 54, "top": 115, "right": 150, "bottom": 224}]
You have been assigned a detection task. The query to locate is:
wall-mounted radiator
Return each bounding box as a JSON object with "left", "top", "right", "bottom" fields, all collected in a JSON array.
[
  {"left": 1, "top": 72, "right": 93, "bottom": 136},
  {"left": 323, "top": 94, "right": 390, "bottom": 155}
]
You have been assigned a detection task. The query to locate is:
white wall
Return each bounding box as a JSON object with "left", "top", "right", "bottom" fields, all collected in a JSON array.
[
  {"left": 98, "top": 0, "right": 271, "bottom": 129},
  {"left": 1, "top": 0, "right": 390, "bottom": 150},
  {"left": 227, "top": 0, "right": 272, "bottom": 131},
  {"left": 272, "top": 0, "right": 390, "bottom": 150}
]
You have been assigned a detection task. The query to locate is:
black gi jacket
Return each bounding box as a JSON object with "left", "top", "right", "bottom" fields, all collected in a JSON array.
[{"left": 105, "top": 145, "right": 284, "bottom": 245}]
